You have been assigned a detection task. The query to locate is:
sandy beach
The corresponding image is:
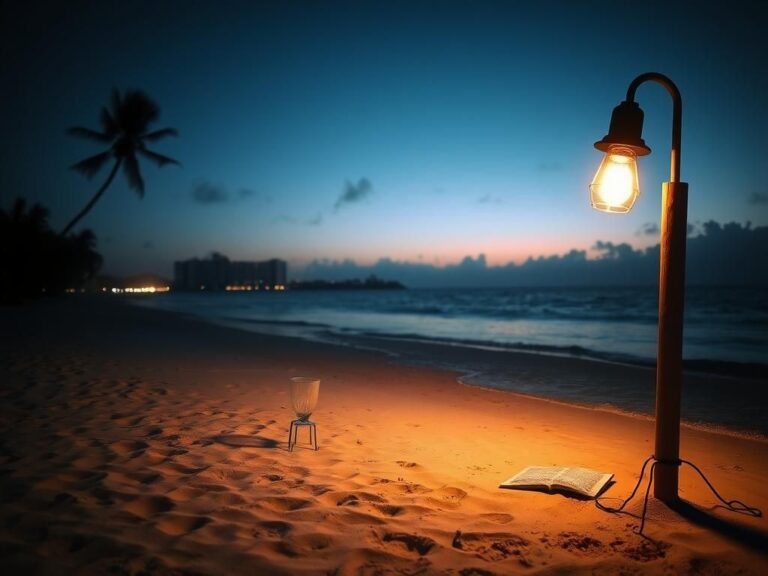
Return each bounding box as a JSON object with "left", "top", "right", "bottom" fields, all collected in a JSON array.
[{"left": 1, "top": 297, "right": 766, "bottom": 575}]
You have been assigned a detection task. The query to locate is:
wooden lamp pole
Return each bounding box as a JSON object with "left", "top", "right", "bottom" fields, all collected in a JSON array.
[{"left": 591, "top": 72, "right": 687, "bottom": 503}]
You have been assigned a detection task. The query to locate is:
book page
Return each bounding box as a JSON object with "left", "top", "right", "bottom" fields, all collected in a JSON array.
[
  {"left": 500, "top": 466, "right": 566, "bottom": 488},
  {"left": 553, "top": 467, "right": 612, "bottom": 497}
]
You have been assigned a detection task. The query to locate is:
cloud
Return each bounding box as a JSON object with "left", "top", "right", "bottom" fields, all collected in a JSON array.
[
  {"left": 748, "top": 192, "right": 768, "bottom": 205},
  {"left": 477, "top": 194, "right": 503, "bottom": 205},
  {"left": 192, "top": 182, "right": 229, "bottom": 204},
  {"left": 636, "top": 222, "right": 659, "bottom": 236},
  {"left": 274, "top": 212, "right": 324, "bottom": 227},
  {"left": 334, "top": 178, "right": 373, "bottom": 210},
  {"left": 142, "top": 241, "right": 154, "bottom": 250},
  {"left": 294, "top": 221, "right": 767, "bottom": 288},
  {"left": 306, "top": 213, "right": 323, "bottom": 226},
  {"left": 191, "top": 182, "right": 271, "bottom": 205}
]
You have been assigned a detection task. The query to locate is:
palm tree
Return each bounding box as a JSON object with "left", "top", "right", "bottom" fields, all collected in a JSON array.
[{"left": 62, "top": 89, "right": 179, "bottom": 235}]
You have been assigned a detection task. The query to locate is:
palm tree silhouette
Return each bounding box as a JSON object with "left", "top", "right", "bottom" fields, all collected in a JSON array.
[{"left": 62, "top": 89, "right": 179, "bottom": 235}]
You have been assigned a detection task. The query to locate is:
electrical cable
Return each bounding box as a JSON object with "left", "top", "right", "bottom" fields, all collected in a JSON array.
[{"left": 594, "top": 455, "right": 762, "bottom": 536}]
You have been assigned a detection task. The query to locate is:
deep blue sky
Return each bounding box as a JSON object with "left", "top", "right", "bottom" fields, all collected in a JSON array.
[{"left": 2, "top": 0, "right": 766, "bottom": 278}]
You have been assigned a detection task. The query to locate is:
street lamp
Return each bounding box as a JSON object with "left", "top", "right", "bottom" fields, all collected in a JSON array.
[{"left": 591, "top": 72, "right": 687, "bottom": 503}]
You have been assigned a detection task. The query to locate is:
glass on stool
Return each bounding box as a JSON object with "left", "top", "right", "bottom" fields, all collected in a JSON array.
[{"left": 288, "top": 377, "right": 319, "bottom": 451}]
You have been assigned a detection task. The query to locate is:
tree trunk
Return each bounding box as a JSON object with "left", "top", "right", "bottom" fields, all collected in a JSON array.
[{"left": 61, "top": 158, "right": 122, "bottom": 236}]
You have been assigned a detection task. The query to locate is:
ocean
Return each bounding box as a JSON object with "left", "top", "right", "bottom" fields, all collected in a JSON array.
[{"left": 133, "top": 286, "right": 768, "bottom": 436}]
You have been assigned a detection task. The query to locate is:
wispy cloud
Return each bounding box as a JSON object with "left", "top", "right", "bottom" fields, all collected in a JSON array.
[
  {"left": 191, "top": 181, "right": 271, "bottom": 205},
  {"left": 477, "top": 194, "right": 503, "bottom": 205},
  {"left": 306, "top": 212, "right": 323, "bottom": 226},
  {"left": 334, "top": 178, "right": 373, "bottom": 211},
  {"left": 636, "top": 222, "right": 659, "bottom": 236},
  {"left": 748, "top": 192, "right": 768, "bottom": 205},
  {"left": 274, "top": 212, "right": 324, "bottom": 227},
  {"left": 192, "top": 182, "right": 229, "bottom": 204}
]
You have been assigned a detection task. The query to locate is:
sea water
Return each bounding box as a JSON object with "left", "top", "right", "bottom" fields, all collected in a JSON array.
[{"left": 134, "top": 286, "right": 768, "bottom": 435}]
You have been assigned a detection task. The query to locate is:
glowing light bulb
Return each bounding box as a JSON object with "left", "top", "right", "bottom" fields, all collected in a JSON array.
[{"left": 590, "top": 146, "right": 639, "bottom": 213}]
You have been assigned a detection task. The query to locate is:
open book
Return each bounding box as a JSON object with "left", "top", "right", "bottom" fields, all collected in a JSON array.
[{"left": 499, "top": 466, "right": 613, "bottom": 498}]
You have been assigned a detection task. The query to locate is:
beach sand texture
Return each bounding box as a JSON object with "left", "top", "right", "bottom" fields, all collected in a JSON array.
[{"left": 1, "top": 298, "right": 766, "bottom": 575}]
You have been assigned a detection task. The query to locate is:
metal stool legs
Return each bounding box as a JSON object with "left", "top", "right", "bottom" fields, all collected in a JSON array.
[{"left": 288, "top": 419, "right": 318, "bottom": 451}]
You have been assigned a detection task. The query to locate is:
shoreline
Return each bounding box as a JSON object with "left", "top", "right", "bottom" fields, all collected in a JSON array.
[
  {"left": 132, "top": 293, "right": 768, "bottom": 437},
  {"left": 1, "top": 296, "right": 766, "bottom": 575}
]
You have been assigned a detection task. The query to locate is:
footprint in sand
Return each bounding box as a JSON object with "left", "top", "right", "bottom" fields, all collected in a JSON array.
[
  {"left": 328, "top": 491, "right": 386, "bottom": 507},
  {"left": 425, "top": 486, "right": 468, "bottom": 509},
  {"left": 124, "top": 494, "right": 175, "bottom": 519},
  {"left": 557, "top": 532, "right": 604, "bottom": 554},
  {"left": 167, "top": 485, "right": 206, "bottom": 502},
  {"left": 155, "top": 513, "right": 210, "bottom": 536},
  {"left": 144, "top": 426, "right": 163, "bottom": 437},
  {"left": 618, "top": 538, "right": 669, "bottom": 562},
  {"left": 109, "top": 440, "right": 149, "bottom": 458},
  {"left": 452, "top": 531, "right": 531, "bottom": 565},
  {"left": 163, "top": 461, "right": 208, "bottom": 476},
  {"left": 374, "top": 504, "right": 406, "bottom": 517},
  {"left": 258, "top": 496, "right": 313, "bottom": 512},
  {"left": 382, "top": 532, "right": 436, "bottom": 556},
  {"left": 258, "top": 520, "right": 292, "bottom": 538},
  {"left": 290, "top": 532, "right": 335, "bottom": 551},
  {"left": 478, "top": 512, "right": 514, "bottom": 524}
]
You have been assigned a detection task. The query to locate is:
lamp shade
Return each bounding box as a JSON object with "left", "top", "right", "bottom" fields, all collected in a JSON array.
[
  {"left": 590, "top": 146, "right": 640, "bottom": 213},
  {"left": 594, "top": 100, "right": 651, "bottom": 157}
]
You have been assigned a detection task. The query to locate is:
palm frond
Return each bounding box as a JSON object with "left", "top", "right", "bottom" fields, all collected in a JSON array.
[
  {"left": 70, "top": 151, "right": 113, "bottom": 178},
  {"left": 123, "top": 154, "right": 145, "bottom": 196},
  {"left": 67, "top": 126, "right": 112, "bottom": 143},
  {"left": 142, "top": 127, "right": 178, "bottom": 142},
  {"left": 138, "top": 148, "right": 180, "bottom": 168},
  {"left": 118, "top": 90, "right": 160, "bottom": 135},
  {"left": 99, "top": 107, "right": 118, "bottom": 137}
]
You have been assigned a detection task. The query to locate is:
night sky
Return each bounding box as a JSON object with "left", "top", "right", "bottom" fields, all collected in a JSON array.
[{"left": 2, "top": 0, "right": 766, "bottom": 279}]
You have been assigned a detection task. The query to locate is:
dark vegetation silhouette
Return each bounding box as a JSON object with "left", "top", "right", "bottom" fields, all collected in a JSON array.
[
  {"left": 62, "top": 89, "right": 179, "bottom": 235},
  {"left": 1, "top": 198, "right": 102, "bottom": 304}
]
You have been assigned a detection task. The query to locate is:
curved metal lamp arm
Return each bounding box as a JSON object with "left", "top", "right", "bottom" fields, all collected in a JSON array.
[{"left": 626, "top": 73, "right": 683, "bottom": 183}]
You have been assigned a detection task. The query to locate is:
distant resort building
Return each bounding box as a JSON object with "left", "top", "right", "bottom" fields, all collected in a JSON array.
[{"left": 173, "top": 253, "right": 287, "bottom": 291}]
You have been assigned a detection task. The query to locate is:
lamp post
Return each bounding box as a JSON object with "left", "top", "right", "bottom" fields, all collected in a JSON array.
[{"left": 590, "top": 72, "right": 687, "bottom": 503}]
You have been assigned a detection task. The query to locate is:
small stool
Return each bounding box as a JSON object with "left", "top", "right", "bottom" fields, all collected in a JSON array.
[{"left": 288, "top": 418, "right": 318, "bottom": 451}]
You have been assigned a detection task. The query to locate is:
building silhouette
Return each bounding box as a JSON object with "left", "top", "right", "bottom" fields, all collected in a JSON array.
[{"left": 173, "top": 253, "right": 287, "bottom": 291}]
